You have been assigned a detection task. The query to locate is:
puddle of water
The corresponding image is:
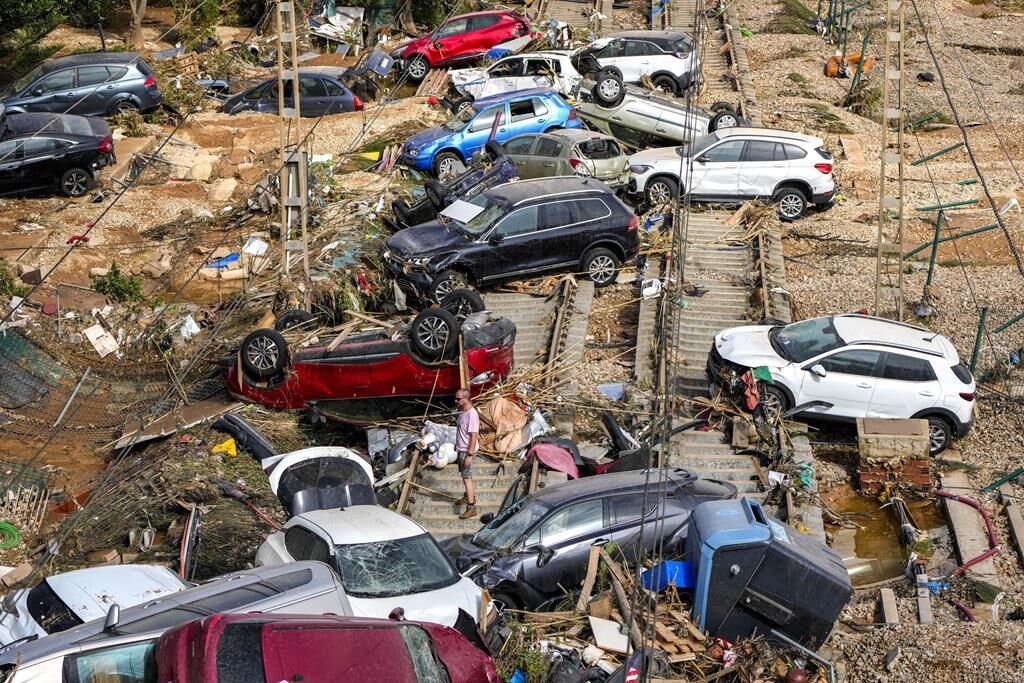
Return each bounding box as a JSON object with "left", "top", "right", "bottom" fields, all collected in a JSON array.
[{"left": 829, "top": 495, "right": 949, "bottom": 587}]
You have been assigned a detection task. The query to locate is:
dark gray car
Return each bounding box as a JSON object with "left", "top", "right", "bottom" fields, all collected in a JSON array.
[
  {"left": 1, "top": 52, "right": 162, "bottom": 117},
  {"left": 441, "top": 468, "right": 737, "bottom": 611},
  {"left": 221, "top": 71, "right": 363, "bottom": 117}
]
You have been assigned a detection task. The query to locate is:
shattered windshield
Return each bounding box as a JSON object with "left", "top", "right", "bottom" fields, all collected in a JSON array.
[
  {"left": 442, "top": 106, "right": 477, "bottom": 132},
  {"left": 334, "top": 534, "right": 459, "bottom": 598},
  {"left": 472, "top": 497, "right": 551, "bottom": 550},
  {"left": 455, "top": 194, "right": 505, "bottom": 236},
  {"left": 771, "top": 317, "right": 845, "bottom": 362}
]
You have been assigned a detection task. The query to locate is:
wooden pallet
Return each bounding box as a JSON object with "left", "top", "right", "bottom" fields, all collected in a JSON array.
[
  {"left": 174, "top": 53, "right": 199, "bottom": 76},
  {"left": 414, "top": 68, "right": 450, "bottom": 97}
]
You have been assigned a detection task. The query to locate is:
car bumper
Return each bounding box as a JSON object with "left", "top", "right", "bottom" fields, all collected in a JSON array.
[
  {"left": 382, "top": 257, "right": 433, "bottom": 297},
  {"left": 400, "top": 152, "right": 433, "bottom": 172},
  {"left": 812, "top": 189, "right": 835, "bottom": 210},
  {"left": 953, "top": 414, "right": 972, "bottom": 438}
]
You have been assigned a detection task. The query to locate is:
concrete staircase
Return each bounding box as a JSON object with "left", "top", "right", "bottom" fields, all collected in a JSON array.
[{"left": 411, "top": 459, "right": 523, "bottom": 540}]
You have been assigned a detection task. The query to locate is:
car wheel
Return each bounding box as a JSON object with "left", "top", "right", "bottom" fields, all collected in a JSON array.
[
  {"left": 927, "top": 416, "right": 952, "bottom": 455},
  {"left": 406, "top": 55, "right": 429, "bottom": 82},
  {"left": 774, "top": 186, "right": 808, "bottom": 221},
  {"left": 393, "top": 198, "right": 414, "bottom": 227},
  {"left": 484, "top": 140, "right": 506, "bottom": 161},
  {"left": 440, "top": 288, "right": 485, "bottom": 320},
  {"left": 451, "top": 95, "right": 473, "bottom": 114},
  {"left": 582, "top": 248, "right": 620, "bottom": 288},
  {"left": 433, "top": 151, "right": 462, "bottom": 181},
  {"left": 411, "top": 307, "right": 459, "bottom": 359},
  {"left": 760, "top": 385, "right": 789, "bottom": 421},
  {"left": 274, "top": 309, "right": 317, "bottom": 332},
  {"left": 652, "top": 74, "right": 677, "bottom": 94},
  {"left": 592, "top": 69, "right": 624, "bottom": 107},
  {"left": 60, "top": 168, "right": 91, "bottom": 197},
  {"left": 425, "top": 179, "right": 447, "bottom": 209},
  {"left": 240, "top": 329, "right": 290, "bottom": 379},
  {"left": 109, "top": 99, "right": 140, "bottom": 115},
  {"left": 490, "top": 591, "right": 521, "bottom": 614},
  {"left": 431, "top": 269, "right": 469, "bottom": 303},
  {"left": 709, "top": 109, "right": 740, "bottom": 132},
  {"left": 645, "top": 176, "right": 678, "bottom": 206}
]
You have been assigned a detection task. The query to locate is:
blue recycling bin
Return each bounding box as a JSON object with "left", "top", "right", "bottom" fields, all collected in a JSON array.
[{"left": 641, "top": 560, "right": 695, "bottom": 592}]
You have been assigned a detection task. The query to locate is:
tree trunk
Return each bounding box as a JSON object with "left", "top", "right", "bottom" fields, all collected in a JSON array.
[{"left": 129, "top": 0, "right": 147, "bottom": 48}]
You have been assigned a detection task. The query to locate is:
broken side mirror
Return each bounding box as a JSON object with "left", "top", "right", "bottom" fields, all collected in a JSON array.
[
  {"left": 808, "top": 363, "right": 826, "bottom": 378},
  {"left": 480, "top": 512, "right": 495, "bottom": 524},
  {"left": 535, "top": 545, "right": 554, "bottom": 568},
  {"left": 103, "top": 604, "right": 120, "bottom": 632}
]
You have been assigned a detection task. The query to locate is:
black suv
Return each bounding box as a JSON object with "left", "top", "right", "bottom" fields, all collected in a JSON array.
[
  {"left": 0, "top": 112, "right": 114, "bottom": 197},
  {"left": 442, "top": 469, "right": 737, "bottom": 611},
  {"left": 383, "top": 176, "right": 640, "bottom": 302}
]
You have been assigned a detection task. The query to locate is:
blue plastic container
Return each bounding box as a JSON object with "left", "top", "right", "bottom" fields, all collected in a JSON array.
[{"left": 641, "top": 560, "right": 695, "bottom": 592}]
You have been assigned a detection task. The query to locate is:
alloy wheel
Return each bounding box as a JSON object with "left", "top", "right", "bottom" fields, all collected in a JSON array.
[
  {"left": 436, "top": 157, "right": 458, "bottom": 181},
  {"left": 598, "top": 78, "right": 620, "bottom": 101},
  {"left": 648, "top": 180, "right": 673, "bottom": 205},
  {"left": 63, "top": 171, "right": 89, "bottom": 196},
  {"left": 415, "top": 316, "right": 451, "bottom": 352},
  {"left": 929, "top": 423, "right": 947, "bottom": 452},
  {"left": 761, "top": 391, "right": 783, "bottom": 421},
  {"left": 588, "top": 255, "right": 616, "bottom": 284},
  {"left": 778, "top": 194, "right": 804, "bottom": 219},
  {"left": 408, "top": 58, "right": 427, "bottom": 79},
  {"left": 246, "top": 336, "right": 280, "bottom": 371},
  {"left": 716, "top": 113, "right": 738, "bottom": 128}
]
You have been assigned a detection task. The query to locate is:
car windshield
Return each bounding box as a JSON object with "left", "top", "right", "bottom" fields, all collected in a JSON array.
[
  {"left": 334, "top": 534, "right": 459, "bottom": 598},
  {"left": 442, "top": 106, "right": 477, "bottom": 132},
  {"left": 25, "top": 580, "right": 84, "bottom": 634},
  {"left": 770, "top": 317, "right": 845, "bottom": 362},
  {"left": 677, "top": 133, "right": 718, "bottom": 158},
  {"left": 9, "top": 66, "right": 43, "bottom": 95},
  {"left": 453, "top": 194, "right": 505, "bottom": 236},
  {"left": 472, "top": 497, "right": 551, "bottom": 550}
]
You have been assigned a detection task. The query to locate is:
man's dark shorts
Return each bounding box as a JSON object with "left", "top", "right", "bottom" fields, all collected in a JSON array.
[{"left": 458, "top": 450, "right": 473, "bottom": 478}]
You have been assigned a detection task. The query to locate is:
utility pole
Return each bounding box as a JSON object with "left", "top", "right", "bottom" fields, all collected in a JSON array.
[
  {"left": 874, "top": 0, "right": 906, "bottom": 320},
  {"left": 275, "top": 1, "right": 310, "bottom": 300}
]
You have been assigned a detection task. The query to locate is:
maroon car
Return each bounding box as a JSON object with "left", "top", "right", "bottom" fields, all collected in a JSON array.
[
  {"left": 156, "top": 613, "right": 500, "bottom": 683},
  {"left": 221, "top": 308, "right": 516, "bottom": 422}
]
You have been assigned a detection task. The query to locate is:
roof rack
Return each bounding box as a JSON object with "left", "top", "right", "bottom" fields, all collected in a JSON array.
[{"left": 845, "top": 340, "right": 944, "bottom": 357}]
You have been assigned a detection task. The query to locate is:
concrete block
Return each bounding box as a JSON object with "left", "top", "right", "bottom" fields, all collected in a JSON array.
[
  {"left": 0, "top": 563, "right": 34, "bottom": 587},
  {"left": 879, "top": 587, "right": 900, "bottom": 625},
  {"left": 207, "top": 178, "right": 237, "bottom": 203}
]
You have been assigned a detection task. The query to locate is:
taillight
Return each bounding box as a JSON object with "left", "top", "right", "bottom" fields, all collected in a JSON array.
[
  {"left": 814, "top": 162, "right": 833, "bottom": 174},
  {"left": 143, "top": 74, "right": 157, "bottom": 88},
  {"left": 568, "top": 109, "right": 578, "bottom": 121},
  {"left": 568, "top": 159, "right": 591, "bottom": 176},
  {"left": 353, "top": 95, "right": 364, "bottom": 111},
  {"left": 628, "top": 215, "right": 638, "bottom": 232},
  {"left": 98, "top": 135, "right": 113, "bottom": 154},
  {"left": 959, "top": 391, "right": 975, "bottom": 401}
]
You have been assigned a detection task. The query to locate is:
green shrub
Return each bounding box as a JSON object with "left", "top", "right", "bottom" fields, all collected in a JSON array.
[
  {"left": 0, "top": 258, "right": 30, "bottom": 299},
  {"left": 90, "top": 262, "right": 145, "bottom": 303}
]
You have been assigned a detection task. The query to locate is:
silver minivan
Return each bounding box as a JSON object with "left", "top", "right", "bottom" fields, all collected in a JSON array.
[{"left": 0, "top": 562, "right": 349, "bottom": 682}]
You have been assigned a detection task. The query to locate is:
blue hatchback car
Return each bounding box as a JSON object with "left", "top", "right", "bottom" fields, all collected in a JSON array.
[{"left": 402, "top": 88, "right": 582, "bottom": 178}]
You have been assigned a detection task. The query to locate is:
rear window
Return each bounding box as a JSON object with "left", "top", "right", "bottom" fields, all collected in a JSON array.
[
  {"left": 815, "top": 145, "right": 833, "bottom": 161},
  {"left": 951, "top": 362, "right": 973, "bottom": 384},
  {"left": 882, "top": 354, "right": 937, "bottom": 382},
  {"left": 572, "top": 197, "right": 611, "bottom": 223},
  {"left": 217, "top": 623, "right": 265, "bottom": 683},
  {"left": 577, "top": 138, "right": 621, "bottom": 159},
  {"left": 672, "top": 37, "right": 693, "bottom": 54}
]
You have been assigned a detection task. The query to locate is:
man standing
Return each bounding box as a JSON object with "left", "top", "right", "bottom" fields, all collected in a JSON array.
[{"left": 455, "top": 388, "right": 479, "bottom": 520}]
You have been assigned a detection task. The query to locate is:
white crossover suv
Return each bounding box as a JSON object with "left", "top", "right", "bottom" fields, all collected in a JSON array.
[
  {"left": 707, "top": 314, "right": 976, "bottom": 454},
  {"left": 570, "top": 30, "right": 701, "bottom": 95},
  {"left": 628, "top": 127, "right": 836, "bottom": 219}
]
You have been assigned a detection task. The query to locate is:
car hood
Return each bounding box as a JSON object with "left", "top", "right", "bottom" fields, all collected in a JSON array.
[
  {"left": 714, "top": 325, "right": 787, "bottom": 368},
  {"left": 629, "top": 146, "right": 685, "bottom": 165},
  {"left": 387, "top": 221, "right": 471, "bottom": 256},
  {"left": 345, "top": 577, "right": 481, "bottom": 627},
  {"left": 441, "top": 534, "right": 493, "bottom": 572},
  {"left": 449, "top": 67, "right": 489, "bottom": 88},
  {"left": 406, "top": 125, "right": 455, "bottom": 151}
]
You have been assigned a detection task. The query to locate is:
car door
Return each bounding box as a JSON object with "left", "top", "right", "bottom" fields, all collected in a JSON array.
[
  {"left": 477, "top": 205, "right": 541, "bottom": 282},
  {"left": 466, "top": 14, "right": 502, "bottom": 55},
  {"left": 737, "top": 140, "right": 787, "bottom": 199},
  {"left": 606, "top": 492, "right": 665, "bottom": 563},
  {"left": 433, "top": 18, "right": 470, "bottom": 64},
  {"left": 462, "top": 104, "right": 506, "bottom": 158},
  {"left": 20, "top": 68, "right": 77, "bottom": 113},
  {"left": 487, "top": 56, "right": 526, "bottom": 93},
  {"left": 690, "top": 139, "right": 744, "bottom": 199},
  {"left": 17, "top": 137, "right": 63, "bottom": 189},
  {"left": 533, "top": 199, "right": 579, "bottom": 271},
  {"left": 595, "top": 39, "right": 626, "bottom": 75},
  {"left": 296, "top": 76, "right": 329, "bottom": 116},
  {"left": 867, "top": 352, "right": 942, "bottom": 418},
  {"left": 505, "top": 98, "right": 548, "bottom": 138},
  {"left": 519, "top": 498, "right": 607, "bottom": 600},
  {"left": 528, "top": 134, "right": 565, "bottom": 177},
  {"left": 798, "top": 349, "right": 883, "bottom": 418},
  {"left": 621, "top": 40, "right": 656, "bottom": 81},
  {"left": 522, "top": 58, "right": 559, "bottom": 90},
  {"left": 0, "top": 140, "right": 22, "bottom": 194},
  {"left": 502, "top": 134, "right": 538, "bottom": 176},
  {"left": 77, "top": 65, "right": 115, "bottom": 115},
  {"left": 322, "top": 78, "right": 351, "bottom": 114}
]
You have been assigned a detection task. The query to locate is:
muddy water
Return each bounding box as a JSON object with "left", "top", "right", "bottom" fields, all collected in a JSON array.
[{"left": 830, "top": 495, "right": 949, "bottom": 586}]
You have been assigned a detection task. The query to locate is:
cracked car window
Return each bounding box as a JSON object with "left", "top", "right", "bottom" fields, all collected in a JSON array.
[
  {"left": 400, "top": 625, "right": 447, "bottom": 683},
  {"left": 472, "top": 497, "right": 551, "bottom": 550},
  {"left": 334, "top": 534, "right": 459, "bottom": 598}
]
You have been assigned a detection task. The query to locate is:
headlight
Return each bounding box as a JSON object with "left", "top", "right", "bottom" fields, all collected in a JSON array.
[
  {"left": 408, "top": 256, "right": 432, "bottom": 267},
  {"left": 629, "top": 164, "right": 653, "bottom": 173},
  {"left": 406, "top": 147, "right": 420, "bottom": 157}
]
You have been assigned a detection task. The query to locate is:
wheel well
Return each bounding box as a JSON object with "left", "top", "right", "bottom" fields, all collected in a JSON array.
[
  {"left": 544, "top": 126, "right": 562, "bottom": 133},
  {"left": 650, "top": 71, "right": 680, "bottom": 87},
  {"left": 764, "top": 380, "right": 795, "bottom": 408},
  {"left": 645, "top": 173, "right": 680, "bottom": 192},
  {"left": 912, "top": 409, "right": 956, "bottom": 429},
  {"left": 436, "top": 264, "right": 476, "bottom": 287},
  {"left": 583, "top": 240, "right": 626, "bottom": 263},
  {"left": 409, "top": 52, "right": 430, "bottom": 65},
  {"left": 773, "top": 180, "right": 812, "bottom": 200},
  {"left": 433, "top": 148, "right": 465, "bottom": 165}
]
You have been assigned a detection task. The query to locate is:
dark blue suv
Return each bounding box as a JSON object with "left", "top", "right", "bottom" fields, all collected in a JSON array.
[{"left": 401, "top": 88, "right": 582, "bottom": 179}]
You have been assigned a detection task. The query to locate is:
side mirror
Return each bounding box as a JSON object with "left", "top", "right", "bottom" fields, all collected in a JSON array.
[
  {"left": 535, "top": 545, "right": 554, "bottom": 568},
  {"left": 488, "top": 233, "right": 504, "bottom": 245},
  {"left": 388, "top": 607, "right": 406, "bottom": 621},
  {"left": 696, "top": 154, "right": 709, "bottom": 163},
  {"left": 479, "top": 512, "right": 495, "bottom": 524},
  {"left": 433, "top": 41, "right": 443, "bottom": 49},
  {"left": 808, "top": 364, "right": 827, "bottom": 378},
  {"left": 103, "top": 604, "right": 120, "bottom": 632},
  {"left": 32, "top": 88, "right": 44, "bottom": 97}
]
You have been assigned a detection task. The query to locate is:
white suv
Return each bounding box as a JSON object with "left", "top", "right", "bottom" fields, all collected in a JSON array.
[
  {"left": 627, "top": 127, "right": 836, "bottom": 220},
  {"left": 447, "top": 51, "right": 582, "bottom": 103},
  {"left": 708, "top": 314, "right": 976, "bottom": 454},
  {"left": 570, "top": 30, "right": 701, "bottom": 95}
]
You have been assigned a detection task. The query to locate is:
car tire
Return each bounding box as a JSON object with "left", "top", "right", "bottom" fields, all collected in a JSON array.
[
  {"left": 440, "top": 288, "right": 485, "bottom": 320},
  {"left": 240, "top": 329, "right": 289, "bottom": 380},
  {"left": 645, "top": 176, "right": 678, "bottom": 206},
  {"left": 927, "top": 416, "right": 953, "bottom": 455},
  {"left": 484, "top": 140, "right": 506, "bottom": 161},
  {"left": 652, "top": 74, "right": 678, "bottom": 94},
  {"left": 451, "top": 95, "right": 473, "bottom": 114},
  {"left": 709, "top": 109, "right": 741, "bottom": 132},
  {"left": 406, "top": 54, "right": 430, "bottom": 82},
  {"left": 431, "top": 269, "right": 469, "bottom": 304},
  {"left": 582, "top": 248, "right": 620, "bottom": 287},
  {"left": 709, "top": 101, "right": 734, "bottom": 113},
  {"left": 411, "top": 307, "right": 459, "bottom": 359},
  {"left": 760, "top": 385, "right": 789, "bottom": 421},
  {"left": 109, "top": 99, "right": 140, "bottom": 115},
  {"left": 592, "top": 69, "right": 624, "bottom": 107},
  {"left": 393, "top": 198, "right": 414, "bottom": 227},
  {"left": 433, "top": 151, "right": 462, "bottom": 181},
  {"left": 490, "top": 591, "right": 521, "bottom": 614},
  {"left": 425, "top": 179, "right": 447, "bottom": 209},
  {"left": 60, "top": 168, "right": 92, "bottom": 197},
  {"left": 774, "top": 186, "right": 808, "bottom": 221},
  {"left": 274, "top": 309, "right": 317, "bottom": 332}
]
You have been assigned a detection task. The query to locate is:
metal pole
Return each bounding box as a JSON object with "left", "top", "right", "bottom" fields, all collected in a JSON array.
[
  {"left": 285, "top": 0, "right": 309, "bottom": 299},
  {"left": 969, "top": 306, "right": 989, "bottom": 372},
  {"left": 54, "top": 367, "right": 91, "bottom": 427},
  {"left": 925, "top": 210, "right": 943, "bottom": 288},
  {"left": 276, "top": 3, "right": 289, "bottom": 275}
]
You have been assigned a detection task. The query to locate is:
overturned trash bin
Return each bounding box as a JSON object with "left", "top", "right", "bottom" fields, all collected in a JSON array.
[{"left": 685, "top": 498, "right": 851, "bottom": 650}]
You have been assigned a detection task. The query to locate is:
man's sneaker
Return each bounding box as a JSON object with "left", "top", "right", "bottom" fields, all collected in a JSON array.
[{"left": 459, "top": 504, "right": 478, "bottom": 520}]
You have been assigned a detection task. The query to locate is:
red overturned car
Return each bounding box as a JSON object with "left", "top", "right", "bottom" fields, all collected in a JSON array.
[
  {"left": 156, "top": 612, "right": 500, "bottom": 683},
  {"left": 221, "top": 307, "right": 515, "bottom": 421},
  {"left": 391, "top": 10, "right": 532, "bottom": 82}
]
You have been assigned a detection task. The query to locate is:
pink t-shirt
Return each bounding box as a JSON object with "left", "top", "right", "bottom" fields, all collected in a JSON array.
[{"left": 456, "top": 407, "right": 480, "bottom": 453}]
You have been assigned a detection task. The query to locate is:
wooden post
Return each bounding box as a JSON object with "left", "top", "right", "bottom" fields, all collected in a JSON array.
[{"left": 396, "top": 450, "right": 422, "bottom": 516}]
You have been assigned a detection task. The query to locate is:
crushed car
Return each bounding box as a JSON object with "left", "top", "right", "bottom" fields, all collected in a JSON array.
[
  {"left": 445, "top": 51, "right": 583, "bottom": 105},
  {"left": 503, "top": 129, "right": 630, "bottom": 187}
]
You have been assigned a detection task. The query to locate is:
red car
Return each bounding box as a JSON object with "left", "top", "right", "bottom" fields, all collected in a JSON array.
[
  {"left": 222, "top": 308, "right": 515, "bottom": 421},
  {"left": 156, "top": 612, "right": 501, "bottom": 683},
  {"left": 392, "top": 10, "right": 532, "bottom": 82}
]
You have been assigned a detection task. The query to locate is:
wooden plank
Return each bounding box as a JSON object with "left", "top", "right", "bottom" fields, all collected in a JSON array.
[
  {"left": 999, "top": 484, "right": 1024, "bottom": 569},
  {"left": 396, "top": 450, "right": 422, "bottom": 515},
  {"left": 575, "top": 545, "right": 602, "bottom": 613},
  {"left": 598, "top": 548, "right": 632, "bottom": 591}
]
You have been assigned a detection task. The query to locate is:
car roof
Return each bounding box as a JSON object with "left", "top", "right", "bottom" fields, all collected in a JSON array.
[
  {"left": 608, "top": 30, "right": 688, "bottom": 40},
  {"left": 484, "top": 176, "right": 612, "bottom": 204},
  {"left": 713, "top": 127, "right": 823, "bottom": 146},
  {"left": 498, "top": 51, "right": 570, "bottom": 60},
  {"left": 547, "top": 128, "right": 615, "bottom": 144},
  {"left": 449, "top": 9, "right": 514, "bottom": 20},
  {"left": 45, "top": 565, "right": 186, "bottom": 622},
  {"left": 298, "top": 505, "right": 426, "bottom": 544},
  {"left": 39, "top": 51, "right": 140, "bottom": 73},
  {"left": 473, "top": 87, "right": 558, "bottom": 107},
  {"left": 832, "top": 314, "right": 956, "bottom": 359},
  {"left": 530, "top": 469, "right": 696, "bottom": 506},
  {"left": 1, "top": 112, "right": 108, "bottom": 139}
]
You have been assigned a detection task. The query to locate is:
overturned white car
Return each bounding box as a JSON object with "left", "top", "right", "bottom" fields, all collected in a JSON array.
[{"left": 446, "top": 51, "right": 582, "bottom": 105}]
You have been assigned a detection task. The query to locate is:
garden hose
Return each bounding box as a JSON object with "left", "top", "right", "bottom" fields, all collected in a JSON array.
[{"left": 0, "top": 523, "right": 21, "bottom": 550}]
